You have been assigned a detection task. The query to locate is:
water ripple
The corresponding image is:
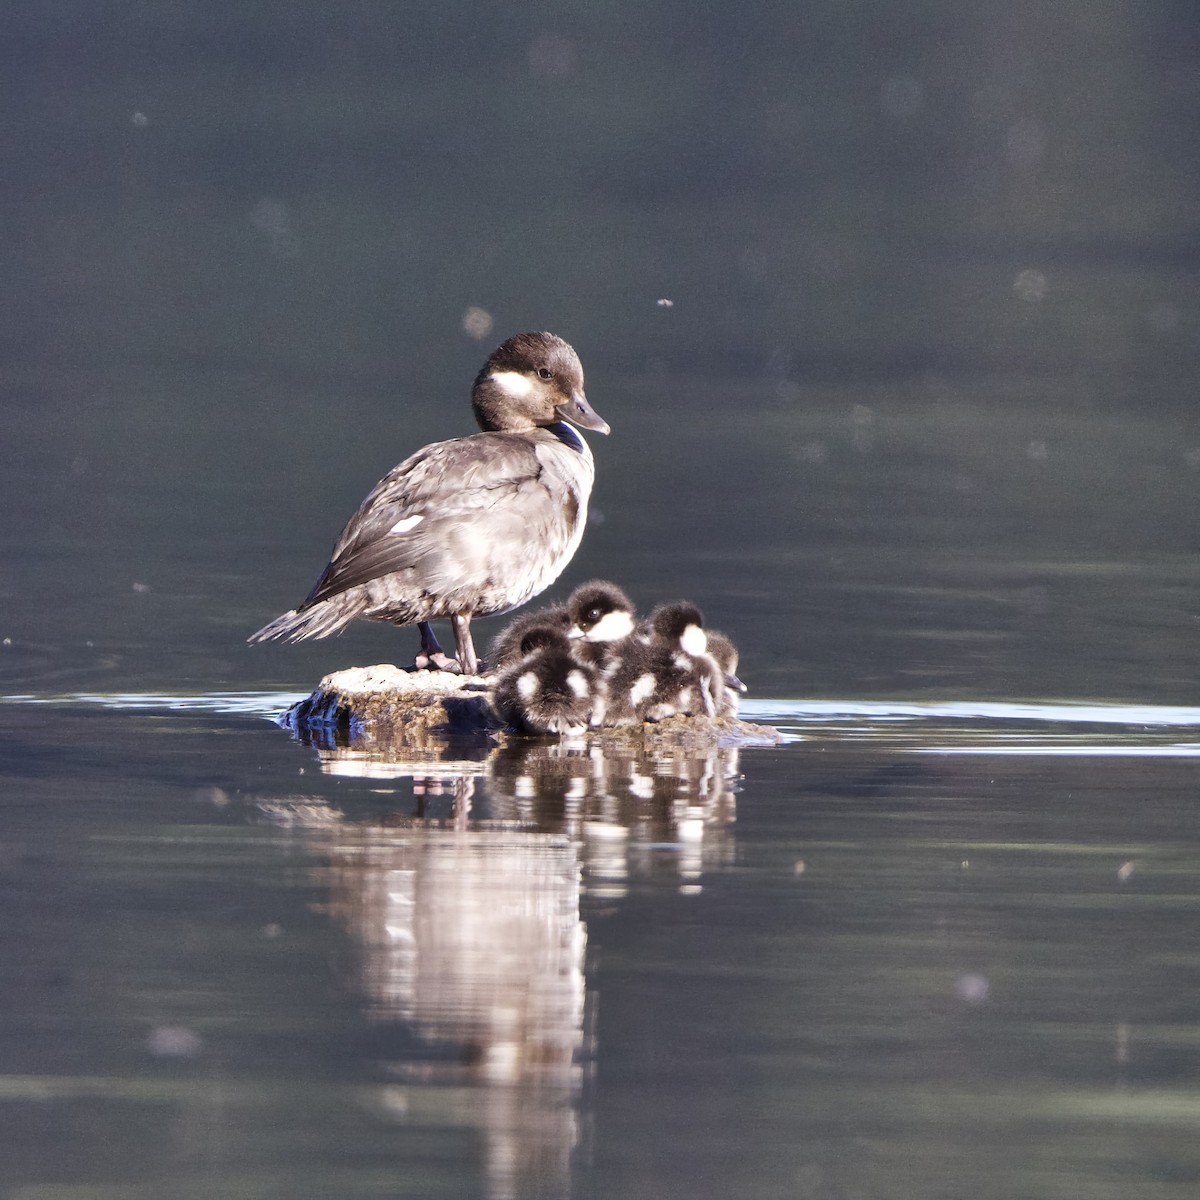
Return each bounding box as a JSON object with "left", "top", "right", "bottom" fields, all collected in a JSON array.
[{"left": 3, "top": 693, "right": 1199, "bottom": 755}]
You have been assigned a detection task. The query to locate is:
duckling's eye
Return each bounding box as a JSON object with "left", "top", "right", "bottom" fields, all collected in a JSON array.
[
  {"left": 586, "top": 608, "right": 602, "bottom": 623},
  {"left": 536, "top": 367, "right": 553, "bottom": 380}
]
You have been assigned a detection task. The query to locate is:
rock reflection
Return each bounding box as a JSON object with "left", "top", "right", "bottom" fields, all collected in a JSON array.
[{"left": 263, "top": 732, "right": 742, "bottom": 1199}]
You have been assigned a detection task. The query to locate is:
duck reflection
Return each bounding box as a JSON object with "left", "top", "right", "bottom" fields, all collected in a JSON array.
[{"left": 263, "top": 733, "right": 740, "bottom": 1199}]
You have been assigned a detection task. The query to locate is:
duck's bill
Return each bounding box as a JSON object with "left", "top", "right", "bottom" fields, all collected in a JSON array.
[
  {"left": 726, "top": 672, "right": 748, "bottom": 693},
  {"left": 557, "top": 391, "right": 610, "bottom": 435}
]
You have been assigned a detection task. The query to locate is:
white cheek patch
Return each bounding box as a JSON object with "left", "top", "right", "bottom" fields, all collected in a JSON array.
[
  {"left": 588, "top": 610, "right": 634, "bottom": 642},
  {"left": 517, "top": 671, "right": 538, "bottom": 701},
  {"left": 629, "top": 673, "right": 656, "bottom": 706},
  {"left": 389, "top": 514, "right": 424, "bottom": 534},
  {"left": 489, "top": 370, "right": 535, "bottom": 398},
  {"left": 680, "top": 624, "right": 708, "bottom": 656}
]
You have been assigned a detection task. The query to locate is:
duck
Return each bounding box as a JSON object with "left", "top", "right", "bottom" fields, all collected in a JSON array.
[
  {"left": 605, "top": 601, "right": 722, "bottom": 724},
  {"left": 644, "top": 601, "right": 726, "bottom": 716},
  {"left": 704, "top": 629, "right": 747, "bottom": 717},
  {"left": 484, "top": 603, "right": 570, "bottom": 675},
  {"left": 248, "top": 332, "right": 609, "bottom": 676},
  {"left": 564, "top": 580, "right": 638, "bottom": 668},
  {"left": 492, "top": 627, "right": 600, "bottom": 736}
]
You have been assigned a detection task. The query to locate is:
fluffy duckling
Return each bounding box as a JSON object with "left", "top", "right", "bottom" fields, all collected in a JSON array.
[
  {"left": 249, "top": 332, "right": 609, "bottom": 676},
  {"left": 645, "top": 601, "right": 725, "bottom": 717},
  {"left": 485, "top": 603, "right": 569, "bottom": 675},
  {"left": 705, "top": 630, "right": 747, "bottom": 717},
  {"left": 564, "top": 580, "right": 638, "bottom": 668},
  {"left": 492, "top": 628, "right": 599, "bottom": 736},
  {"left": 605, "top": 602, "right": 721, "bottom": 724}
]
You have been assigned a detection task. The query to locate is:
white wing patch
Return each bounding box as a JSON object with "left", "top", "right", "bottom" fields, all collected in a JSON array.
[
  {"left": 567, "top": 669, "right": 589, "bottom": 697},
  {"left": 517, "top": 671, "right": 538, "bottom": 701},
  {"left": 389, "top": 514, "right": 424, "bottom": 534},
  {"left": 489, "top": 370, "right": 535, "bottom": 398}
]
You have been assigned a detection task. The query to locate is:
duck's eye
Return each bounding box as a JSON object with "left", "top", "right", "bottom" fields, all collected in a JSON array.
[
  {"left": 586, "top": 608, "right": 601, "bottom": 623},
  {"left": 536, "top": 367, "right": 553, "bottom": 380}
]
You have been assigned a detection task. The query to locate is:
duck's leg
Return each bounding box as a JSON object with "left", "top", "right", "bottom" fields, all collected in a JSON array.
[
  {"left": 450, "top": 612, "right": 479, "bottom": 677},
  {"left": 412, "top": 621, "right": 461, "bottom": 672}
]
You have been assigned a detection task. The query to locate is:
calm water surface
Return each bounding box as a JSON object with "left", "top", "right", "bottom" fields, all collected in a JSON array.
[
  {"left": 1, "top": 686, "right": 1198, "bottom": 1199},
  {"left": 2, "top": 367, "right": 1199, "bottom": 1200},
  {"left": 5, "top": 3, "right": 1200, "bottom": 1191}
]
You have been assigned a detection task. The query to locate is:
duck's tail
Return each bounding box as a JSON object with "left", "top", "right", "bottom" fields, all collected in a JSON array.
[{"left": 247, "top": 601, "right": 357, "bottom": 643}]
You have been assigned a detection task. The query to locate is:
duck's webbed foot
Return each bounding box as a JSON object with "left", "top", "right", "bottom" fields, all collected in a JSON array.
[
  {"left": 412, "top": 650, "right": 463, "bottom": 672},
  {"left": 410, "top": 622, "right": 464, "bottom": 673}
]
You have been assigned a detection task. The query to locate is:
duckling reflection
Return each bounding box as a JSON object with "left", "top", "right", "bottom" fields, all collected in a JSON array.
[{"left": 485, "top": 739, "right": 740, "bottom": 893}]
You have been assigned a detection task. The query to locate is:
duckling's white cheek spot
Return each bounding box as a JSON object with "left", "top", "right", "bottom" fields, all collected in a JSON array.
[
  {"left": 630, "top": 674, "right": 656, "bottom": 706},
  {"left": 567, "top": 669, "right": 589, "bottom": 697},
  {"left": 490, "top": 370, "right": 535, "bottom": 398},
  {"left": 590, "top": 610, "right": 634, "bottom": 642},
  {"left": 517, "top": 672, "right": 538, "bottom": 701},
  {"left": 389, "top": 514, "right": 424, "bottom": 534},
  {"left": 680, "top": 624, "right": 708, "bottom": 656}
]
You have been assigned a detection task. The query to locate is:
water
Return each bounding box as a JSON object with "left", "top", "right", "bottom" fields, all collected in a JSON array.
[
  {"left": 5, "top": 2, "right": 1200, "bottom": 1195},
  {"left": 1, "top": 691, "right": 1198, "bottom": 1198}
]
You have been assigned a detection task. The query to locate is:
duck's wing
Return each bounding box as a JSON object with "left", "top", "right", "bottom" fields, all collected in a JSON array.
[{"left": 300, "top": 432, "right": 546, "bottom": 607}]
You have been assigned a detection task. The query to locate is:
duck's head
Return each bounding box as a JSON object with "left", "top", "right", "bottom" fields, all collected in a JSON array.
[
  {"left": 518, "top": 624, "right": 576, "bottom": 658},
  {"left": 706, "top": 630, "right": 747, "bottom": 693},
  {"left": 473, "top": 331, "right": 609, "bottom": 435},
  {"left": 566, "top": 580, "right": 637, "bottom": 643},
  {"left": 649, "top": 601, "right": 708, "bottom": 657}
]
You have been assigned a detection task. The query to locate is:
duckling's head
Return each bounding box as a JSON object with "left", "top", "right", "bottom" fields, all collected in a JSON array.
[
  {"left": 518, "top": 624, "right": 575, "bottom": 658},
  {"left": 649, "top": 601, "right": 708, "bottom": 657},
  {"left": 566, "top": 580, "right": 637, "bottom": 643},
  {"left": 473, "top": 332, "right": 609, "bottom": 436},
  {"left": 706, "top": 630, "right": 747, "bottom": 693}
]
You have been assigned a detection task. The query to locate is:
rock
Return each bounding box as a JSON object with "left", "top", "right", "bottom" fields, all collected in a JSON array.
[{"left": 282, "top": 664, "right": 782, "bottom": 750}]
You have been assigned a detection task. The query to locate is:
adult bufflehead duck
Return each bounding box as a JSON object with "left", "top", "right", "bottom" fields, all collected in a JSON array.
[
  {"left": 248, "top": 332, "right": 609, "bottom": 676},
  {"left": 493, "top": 628, "right": 599, "bottom": 736}
]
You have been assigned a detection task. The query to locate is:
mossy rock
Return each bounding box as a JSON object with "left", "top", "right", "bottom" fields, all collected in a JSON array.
[{"left": 283, "top": 663, "right": 781, "bottom": 750}]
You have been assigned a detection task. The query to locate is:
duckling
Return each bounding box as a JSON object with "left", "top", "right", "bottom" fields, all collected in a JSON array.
[
  {"left": 643, "top": 601, "right": 724, "bottom": 717},
  {"left": 705, "top": 630, "right": 747, "bottom": 717},
  {"left": 492, "top": 628, "right": 599, "bottom": 736},
  {"left": 564, "top": 580, "right": 638, "bottom": 668},
  {"left": 248, "top": 332, "right": 609, "bottom": 676},
  {"left": 485, "top": 603, "right": 570, "bottom": 675},
  {"left": 604, "top": 602, "right": 721, "bottom": 724}
]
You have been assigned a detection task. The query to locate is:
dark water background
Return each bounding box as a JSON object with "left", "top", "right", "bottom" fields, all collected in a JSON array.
[{"left": 3, "top": 3, "right": 1200, "bottom": 1197}]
